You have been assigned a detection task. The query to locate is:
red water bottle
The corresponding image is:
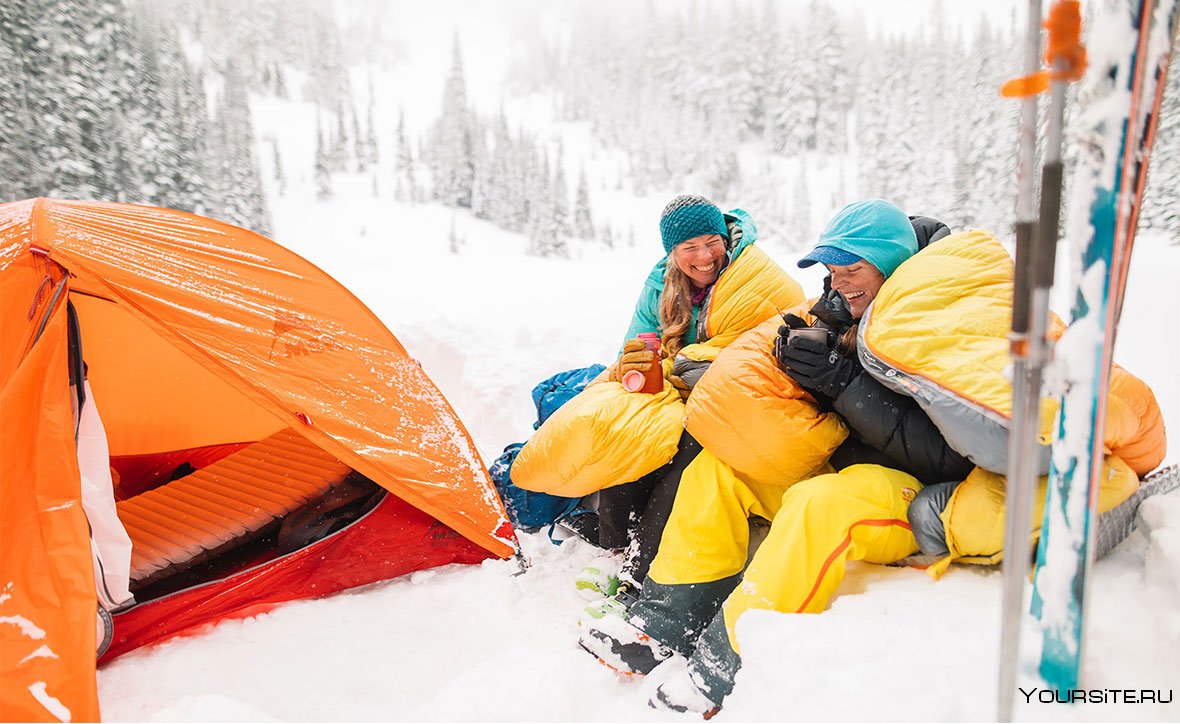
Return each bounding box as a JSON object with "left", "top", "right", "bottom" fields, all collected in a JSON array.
[{"left": 622, "top": 332, "right": 664, "bottom": 394}]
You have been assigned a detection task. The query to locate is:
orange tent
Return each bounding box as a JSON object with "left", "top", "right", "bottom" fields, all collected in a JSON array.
[{"left": 0, "top": 199, "right": 515, "bottom": 722}]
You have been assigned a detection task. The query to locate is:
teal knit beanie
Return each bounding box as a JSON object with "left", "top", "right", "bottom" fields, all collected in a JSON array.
[
  {"left": 659, "top": 195, "right": 729, "bottom": 254},
  {"left": 797, "top": 199, "right": 918, "bottom": 279}
]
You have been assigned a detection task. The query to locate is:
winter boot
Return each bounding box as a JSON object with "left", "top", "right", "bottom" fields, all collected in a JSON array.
[
  {"left": 686, "top": 612, "right": 742, "bottom": 704},
  {"left": 625, "top": 573, "right": 742, "bottom": 656},
  {"left": 578, "top": 611, "right": 677, "bottom": 676},
  {"left": 650, "top": 612, "right": 740, "bottom": 715},
  {"left": 575, "top": 554, "right": 621, "bottom": 600},
  {"left": 650, "top": 667, "right": 722, "bottom": 718}
]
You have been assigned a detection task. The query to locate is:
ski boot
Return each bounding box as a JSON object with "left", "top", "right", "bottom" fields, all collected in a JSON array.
[
  {"left": 578, "top": 612, "right": 676, "bottom": 676},
  {"left": 650, "top": 666, "right": 722, "bottom": 718}
]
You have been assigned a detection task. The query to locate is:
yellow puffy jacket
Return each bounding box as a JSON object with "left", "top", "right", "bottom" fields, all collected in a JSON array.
[
  {"left": 512, "top": 244, "right": 805, "bottom": 498},
  {"left": 683, "top": 310, "right": 849, "bottom": 488},
  {"left": 859, "top": 229, "right": 1166, "bottom": 568}
]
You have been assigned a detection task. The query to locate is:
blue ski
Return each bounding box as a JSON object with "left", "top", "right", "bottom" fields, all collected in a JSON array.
[{"left": 1029, "top": 0, "right": 1179, "bottom": 694}]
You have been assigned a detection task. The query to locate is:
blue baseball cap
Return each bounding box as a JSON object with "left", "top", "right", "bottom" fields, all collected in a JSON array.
[{"left": 798, "top": 199, "right": 918, "bottom": 279}]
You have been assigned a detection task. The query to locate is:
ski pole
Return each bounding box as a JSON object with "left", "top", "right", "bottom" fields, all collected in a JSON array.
[
  {"left": 996, "top": 2, "right": 1084, "bottom": 720},
  {"left": 996, "top": 2, "right": 1043, "bottom": 718}
]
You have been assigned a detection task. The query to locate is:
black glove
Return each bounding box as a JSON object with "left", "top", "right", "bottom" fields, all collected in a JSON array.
[
  {"left": 808, "top": 287, "right": 855, "bottom": 332},
  {"left": 772, "top": 313, "right": 809, "bottom": 363},
  {"left": 777, "top": 334, "right": 861, "bottom": 400}
]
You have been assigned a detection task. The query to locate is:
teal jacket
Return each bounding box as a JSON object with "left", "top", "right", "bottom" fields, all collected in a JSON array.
[{"left": 621, "top": 209, "right": 758, "bottom": 349}]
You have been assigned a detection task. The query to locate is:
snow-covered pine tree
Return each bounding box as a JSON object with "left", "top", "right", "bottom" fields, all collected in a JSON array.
[
  {"left": 352, "top": 103, "right": 366, "bottom": 173},
  {"left": 430, "top": 35, "right": 476, "bottom": 208},
  {"left": 271, "top": 138, "right": 286, "bottom": 196},
  {"left": 30, "top": 0, "right": 108, "bottom": 199},
  {"left": 392, "top": 107, "right": 416, "bottom": 203},
  {"left": 807, "top": 0, "right": 853, "bottom": 154},
  {"left": 599, "top": 224, "right": 615, "bottom": 250},
  {"left": 573, "top": 165, "right": 594, "bottom": 241},
  {"left": 448, "top": 215, "right": 461, "bottom": 254},
  {"left": 0, "top": 0, "right": 46, "bottom": 199},
  {"left": 212, "top": 60, "right": 270, "bottom": 234},
  {"left": 330, "top": 100, "right": 351, "bottom": 173},
  {"left": 364, "top": 74, "right": 379, "bottom": 169},
  {"left": 129, "top": 8, "right": 206, "bottom": 211},
  {"left": 551, "top": 142, "right": 570, "bottom": 239},
  {"left": 480, "top": 110, "right": 514, "bottom": 227},
  {"left": 315, "top": 114, "right": 333, "bottom": 200},
  {"left": 1142, "top": 57, "right": 1179, "bottom": 240}
]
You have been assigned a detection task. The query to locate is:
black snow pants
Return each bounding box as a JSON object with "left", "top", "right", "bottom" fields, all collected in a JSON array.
[{"left": 596, "top": 430, "right": 702, "bottom": 584}]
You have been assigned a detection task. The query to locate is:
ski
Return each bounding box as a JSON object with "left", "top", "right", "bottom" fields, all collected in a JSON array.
[{"left": 1028, "top": 0, "right": 1179, "bottom": 697}]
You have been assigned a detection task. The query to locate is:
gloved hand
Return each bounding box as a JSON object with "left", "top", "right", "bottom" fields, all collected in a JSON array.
[
  {"left": 808, "top": 287, "right": 855, "bottom": 332},
  {"left": 777, "top": 334, "right": 861, "bottom": 400},
  {"left": 608, "top": 338, "right": 655, "bottom": 382},
  {"left": 772, "top": 313, "right": 810, "bottom": 364},
  {"left": 669, "top": 356, "right": 711, "bottom": 402}
]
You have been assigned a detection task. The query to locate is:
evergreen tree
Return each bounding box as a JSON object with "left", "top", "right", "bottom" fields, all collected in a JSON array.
[
  {"left": 0, "top": 0, "right": 45, "bottom": 199},
  {"left": 430, "top": 35, "right": 476, "bottom": 208},
  {"left": 315, "top": 114, "right": 333, "bottom": 200},
  {"left": 271, "top": 138, "right": 286, "bottom": 196},
  {"left": 392, "top": 107, "right": 416, "bottom": 202},
  {"left": 364, "top": 74, "right": 379, "bottom": 168},
  {"left": 211, "top": 60, "right": 270, "bottom": 233},
  {"left": 573, "top": 166, "right": 594, "bottom": 240},
  {"left": 599, "top": 223, "right": 614, "bottom": 250},
  {"left": 551, "top": 143, "right": 570, "bottom": 238},
  {"left": 1143, "top": 58, "right": 1179, "bottom": 240},
  {"left": 351, "top": 102, "right": 366, "bottom": 172}
]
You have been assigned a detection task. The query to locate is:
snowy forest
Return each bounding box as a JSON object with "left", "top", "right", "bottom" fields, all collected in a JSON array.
[{"left": 1, "top": 0, "right": 1177, "bottom": 251}]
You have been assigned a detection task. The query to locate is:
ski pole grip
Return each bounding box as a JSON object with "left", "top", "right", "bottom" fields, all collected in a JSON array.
[
  {"left": 1034, "top": 161, "right": 1065, "bottom": 289},
  {"left": 1011, "top": 220, "right": 1035, "bottom": 336}
]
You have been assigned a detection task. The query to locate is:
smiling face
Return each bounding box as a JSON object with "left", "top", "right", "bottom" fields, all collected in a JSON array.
[
  {"left": 827, "top": 259, "right": 886, "bottom": 319},
  {"left": 672, "top": 234, "right": 727, "bottom": 288}
]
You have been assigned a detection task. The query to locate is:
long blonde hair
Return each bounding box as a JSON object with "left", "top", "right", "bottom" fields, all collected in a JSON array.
[{"left": 658, "top": 263, "right": 695, "bottom": 357}]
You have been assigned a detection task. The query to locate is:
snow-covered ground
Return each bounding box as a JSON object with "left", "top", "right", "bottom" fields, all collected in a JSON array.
[
  {"left": 95, "top": 180, "right": 1180, "bottom": 721},
  {"left": 95, "top": 4, "right": 1179, "bottom": 720}
]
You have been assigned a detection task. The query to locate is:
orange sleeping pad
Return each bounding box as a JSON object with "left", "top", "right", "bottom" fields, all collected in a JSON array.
[{"left": 116, "top": 428, "right": 353, "bottom": 587}]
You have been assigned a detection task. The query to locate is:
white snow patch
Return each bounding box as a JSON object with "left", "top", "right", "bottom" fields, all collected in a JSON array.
[{"left": 28, "top": 682, "right": 71, "bottom": 722}]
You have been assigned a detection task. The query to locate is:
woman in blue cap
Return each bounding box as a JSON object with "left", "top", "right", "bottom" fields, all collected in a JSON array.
[
  {"left": 577, "top": 194, "right": 804, "bottom": 605},
  {"left": 579, "top": 199, "right": 973, "bottom": 714}
]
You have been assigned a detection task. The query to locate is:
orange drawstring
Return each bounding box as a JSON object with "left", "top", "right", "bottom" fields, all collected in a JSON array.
[{"left": 1001, "top": 0, "right": 1088, "bottom": 98}]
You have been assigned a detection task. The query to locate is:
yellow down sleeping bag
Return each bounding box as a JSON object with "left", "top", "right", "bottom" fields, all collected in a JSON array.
[
  {"left": 858, "top": 229, "right": 1166, "bottom": 568},
  {"left": 683, "top": 311, "right": 850, "bottom": 488},
  {"left": 512, "top": 228, "right": 805, "bottom": 498}
]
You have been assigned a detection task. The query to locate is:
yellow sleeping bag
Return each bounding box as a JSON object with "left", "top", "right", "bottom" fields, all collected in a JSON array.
[
  {"left": 512, "top": 245, "right": 804, "bottom": 497},
  {"left": 684, "top": 311, "right": 848, "bottom": 487},
  {"left": 859, "top": 230, "right": 1166, "bottom": 568}
]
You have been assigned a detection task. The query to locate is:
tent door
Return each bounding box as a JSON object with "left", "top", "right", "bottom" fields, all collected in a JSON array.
[{"left": 69, "top": 301, "right": 135, "bottom": 612}]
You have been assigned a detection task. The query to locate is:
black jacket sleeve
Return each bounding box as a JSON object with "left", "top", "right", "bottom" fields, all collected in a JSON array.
[{"left": 832, "top": 371, "right": 975, "bottom": 485}]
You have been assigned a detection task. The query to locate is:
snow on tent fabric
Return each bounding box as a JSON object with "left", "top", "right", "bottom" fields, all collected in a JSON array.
[
  {"left": 510, "top": 213, "right": 804, "bottom": 498},
  {"left": 857, "top": 229, "right": 1165, "bottom": 569},
  {"left": 0, "top": 199, "right": 515, "bottom": 723}
]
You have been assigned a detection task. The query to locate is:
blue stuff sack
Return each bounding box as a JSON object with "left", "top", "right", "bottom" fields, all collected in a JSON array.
[{"left": 491, "top": 364, "right": 606, "bottom": 532}]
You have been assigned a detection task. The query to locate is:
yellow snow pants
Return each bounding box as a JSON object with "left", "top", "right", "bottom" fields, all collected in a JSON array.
[
  {"left": 649, "top": 454, "right": 922, "bottom": 653},
  {"left": 647, "top": 448, "right": 804, "bottom": 586}
]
